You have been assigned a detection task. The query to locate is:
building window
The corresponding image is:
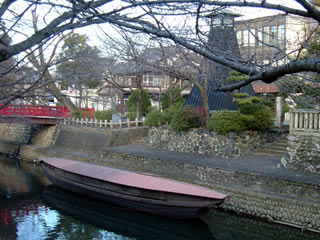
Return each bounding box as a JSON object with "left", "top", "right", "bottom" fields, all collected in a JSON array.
[
  {"left": 143, "top": 76, "right": 148, "bottom": 85},
  {"left": 154, "top": 77, "right": 163, "bottom": 86},
  {"left": 237, "top": 31, "right": 242, "bottom": 46},
  {"left": 143, "top": 75, "right": 154, "bottom": 86},
  {"left": 257, "top": 28, "right": 263, "bottom": 46},
  {"left": 271, "top": 25, "right": 278, "bottom": 44},
  {"left": 243, "top": 30, "right": 248, "bottom": 47},
  {"left": 278, "top": 24, "right": 285, "bottom": 43},
  {"left": 124, "top": 77, "right": 132, "bottom": 86},
  {"left": 263, "top": 26, "right": 269, "bottom": 44},
  {"left": 149, "top": 76, "right": 153, "bottom": 85},
  {"left": 249, "top": 29, "right": 255, "bottom": 47}
]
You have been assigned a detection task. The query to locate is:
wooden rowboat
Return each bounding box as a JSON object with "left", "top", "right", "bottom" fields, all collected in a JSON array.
[{"left": 39, "top": 157, "right": 228, "bottom": 219}]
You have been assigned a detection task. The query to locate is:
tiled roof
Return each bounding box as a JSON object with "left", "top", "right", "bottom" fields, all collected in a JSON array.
[{"left": 253, "top": 84, "right": 279, "bottom": 93}]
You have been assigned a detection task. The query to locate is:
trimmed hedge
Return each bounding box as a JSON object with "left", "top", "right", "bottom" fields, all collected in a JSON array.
[
  {"left": 208, "top": 111, "right": 248, "bottom": 134},
  {"left": 70, "top": 110, "right": 93, "bottom": 119},
  {"left": 208, "top": 105, "right": 274, "bottom": 134},
  {"left": 93, "top": 109, "right": 117, "bottom": 121},
  {"left": 145, "top": 109, "right": 167, "bottom": 126}
]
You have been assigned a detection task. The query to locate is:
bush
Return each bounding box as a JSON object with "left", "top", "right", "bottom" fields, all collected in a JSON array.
[
  {"left": 70, "top": 109, "right": 94, "bottom": 119},
  {"left": 171, "top": 107, "right": 200, "bottom": 131},
  {"left": 94, "top": 109, "right": 117, "bottom": 121},
  {"left": 239, "top": 104, "right": 261, "bottom": 115},
  {"left": 208, "top": 111, "right": 247, "bottom": 134},
  {"left": 208, "top": 105, "right": 274, "bottom": 134},
  {"left": 163, "top": 102, "right": 183, "bottom": 123},
  {"left": 70, "top": 110, "right": 83, "bottom": 118},
  {"left": 246, "top": 105, "right": 274, "bottom": 130},
  {"left": 145, "top": 109, "right": 167, "bottom": 126},
  {"left": 127, "top": 111, "right": 137, "bottom": 121}
]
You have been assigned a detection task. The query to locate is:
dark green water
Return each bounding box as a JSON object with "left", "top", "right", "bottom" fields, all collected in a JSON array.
[{"left": 0, "top": 155, "right": 318, "bottom": 240}]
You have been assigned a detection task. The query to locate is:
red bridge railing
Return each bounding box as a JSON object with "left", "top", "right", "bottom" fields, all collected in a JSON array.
[{"left": 0, "top": 104, "right": 94, "bottom": 119}]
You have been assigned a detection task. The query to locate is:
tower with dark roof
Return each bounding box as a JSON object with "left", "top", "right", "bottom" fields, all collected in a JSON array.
[{"left": 185, "top": 11, "right": 255, "bottom": 111}]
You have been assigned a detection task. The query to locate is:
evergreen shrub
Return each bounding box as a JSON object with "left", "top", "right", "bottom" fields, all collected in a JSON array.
[
  {"left": 126, "top": 89, "right": 152, "bottom": 117},
  {"left": 145, "top": 109, "right": 167, "bottom": 126},
  {"left": 208, "top": 111, "right": 247, "bottom": 134},
  {"left": 94, "top": 109, "right": 117, "bottom": 121},
  {"left": 247, "top": 105, "right": 274, "bottom": 130},
  {"left": 70, "top": 110, "right": 83, "bottom": 118},
  {"left": 171, "top": 106, "right": 200, "bottom": 131},
  {"left": 162, "top": 87, "right": 184, "bottom": 110},
  {"left": 70, "top": 110, "right": 93, "bottom": 119}
]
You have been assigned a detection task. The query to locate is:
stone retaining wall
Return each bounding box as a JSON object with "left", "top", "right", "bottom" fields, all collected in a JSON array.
[
  {"left": 147, "top": 126, "right": 278, "bottom": 158},
  {"left": 99, "top": 150, "right": 320, "bottom": 231},
  {"left": 0, "top": 123, "right": 34, "bottom": 144},
  {"left": 53, "top": 125, "right": 148, "bottom": 153},
  {"left": 281, "top": 134, "right": 320, "bottom": 173}
]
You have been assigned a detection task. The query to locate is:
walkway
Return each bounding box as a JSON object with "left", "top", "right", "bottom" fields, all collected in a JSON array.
[{"left": 104, "top": 144, "right": 320, "bottom": 185}]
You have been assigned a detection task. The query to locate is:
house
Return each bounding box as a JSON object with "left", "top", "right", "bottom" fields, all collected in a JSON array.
[
  {"left": 235, "top": 13, "right": 318, "bottom": 96},
  {"left": 99, "top": 47, "right": 195, "bottom": 112}
]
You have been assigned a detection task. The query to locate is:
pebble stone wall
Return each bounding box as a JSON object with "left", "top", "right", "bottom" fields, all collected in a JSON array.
[
  {"left": 281, "top": 134, "right": 320, "bottom": 173},
  {"left": 147, "top": 126, "right": 278, "bottom": 158}
]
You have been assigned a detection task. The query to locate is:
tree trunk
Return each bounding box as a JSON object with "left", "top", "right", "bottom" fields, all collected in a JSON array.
[
  {"left": 199, "top": 86, "right": 209, "bottom": 127},
  {"left": 136, "top": 89, "right": 142, "bottom": 119},
  {"left": 169, "top": 87, "right": 174, "bottom": 108},
  {"left": 78, "top": 86, "right": 83, "bottom": 108},
  {"left": 47, "top": 82, "right": 77, "bottom": 111}
]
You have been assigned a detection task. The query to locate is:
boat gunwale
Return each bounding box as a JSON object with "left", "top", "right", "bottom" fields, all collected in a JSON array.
[
  {"left": 39, "top": 157, "right": 228, "bottom": 201},
  {"left": 42, "top": 164, "right": 220, "bottom": 208}
]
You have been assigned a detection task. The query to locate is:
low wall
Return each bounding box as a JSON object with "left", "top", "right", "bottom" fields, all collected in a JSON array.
[
  {"left": 147, "top": 127, "right": 278, "bottom": 158},
  {"left": 0, "top": 123, "right": 34, "bottom": 144},
  {"left": 0, "top": 123, "right": 149, "bottom": 159},
  {"left": 281, "top": 134, "right": 320, "bottom": 173},
  {"left": 53, "top": 125, "right": 148, "bottom": 153}
]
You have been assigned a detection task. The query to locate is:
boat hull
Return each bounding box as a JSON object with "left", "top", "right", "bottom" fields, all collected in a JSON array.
[{"left": 40, "top": 158, "right": 227, "bottom": 219}]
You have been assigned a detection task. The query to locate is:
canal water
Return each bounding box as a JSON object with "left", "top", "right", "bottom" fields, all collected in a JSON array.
[{"left": 0, "top": 155, "right": 318, "bottom": 240}]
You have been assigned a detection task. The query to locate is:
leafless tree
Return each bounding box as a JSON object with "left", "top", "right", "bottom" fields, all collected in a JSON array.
[{"left": 1, "top": 0, "right": 320, "bottom": 107}]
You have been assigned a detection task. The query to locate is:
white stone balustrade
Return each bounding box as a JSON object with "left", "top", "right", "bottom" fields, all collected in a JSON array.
[
  {"left": 290, "top": 109, "right": 320, "bottom": 135},
  {"left": 63, "top": 117, "right": 144, "bottom": 128}
]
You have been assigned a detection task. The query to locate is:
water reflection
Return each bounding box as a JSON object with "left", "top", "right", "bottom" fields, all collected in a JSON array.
[
  {"left": 0, "top": 156, "right": 136, "bottom": 240},
  {"left": 1, "top": 155, "right": 319, "bottom": 240},
  {"left": 42, "top": 185, "right": 214, "bottom": 240}
]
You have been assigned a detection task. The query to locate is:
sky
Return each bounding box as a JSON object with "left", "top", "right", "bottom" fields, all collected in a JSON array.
[
  {"left": 79, "top": 0, "right": 303, "bottom": 48},
  {"left": 4, "top": 0, "right": 306, "bottom": 54}
]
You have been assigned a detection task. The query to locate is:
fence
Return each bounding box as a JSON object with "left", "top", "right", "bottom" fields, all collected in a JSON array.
[
  {"left": 290, "top": 109, "right": 320, "bottom": 135},
  {"left": 63, "top": 117, "right": 145, "bottom": 128}
]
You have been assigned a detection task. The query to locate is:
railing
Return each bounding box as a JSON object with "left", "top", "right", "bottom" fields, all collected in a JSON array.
[
  {"left": 63, "top": 117, "right": 145, "bottom": 128},
  {"left": 290, "top": 109, "right": 320, "bottom": 135},
  {"left": 0, "top": 104, "right": 94, "bottom": 118}
]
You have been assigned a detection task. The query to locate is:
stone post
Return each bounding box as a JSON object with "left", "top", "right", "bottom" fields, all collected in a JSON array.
[{"left": 275, "top": 96, "right": 283, "bottom": 128}]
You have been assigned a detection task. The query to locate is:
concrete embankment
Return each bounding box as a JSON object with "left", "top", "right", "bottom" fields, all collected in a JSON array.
[{"left": 0, "top": 122, "right": 319, "bottom": 233}]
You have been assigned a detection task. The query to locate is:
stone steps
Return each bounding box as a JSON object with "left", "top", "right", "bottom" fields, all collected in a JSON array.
[
  {"left": 252, "top": 136, "right": 288, "bottom": 157},
  {"left": 131, "top": 137, "right": 147, "bottom": 145}
]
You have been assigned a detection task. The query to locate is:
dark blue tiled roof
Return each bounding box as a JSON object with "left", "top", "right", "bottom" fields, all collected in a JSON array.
[{"left": 184, "top": 82, "right": 255, "bottom": 111}]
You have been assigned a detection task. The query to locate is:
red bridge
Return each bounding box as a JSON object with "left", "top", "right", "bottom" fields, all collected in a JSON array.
[{"left": 0, "top": 104, "right": 94, "bottom": 125}]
